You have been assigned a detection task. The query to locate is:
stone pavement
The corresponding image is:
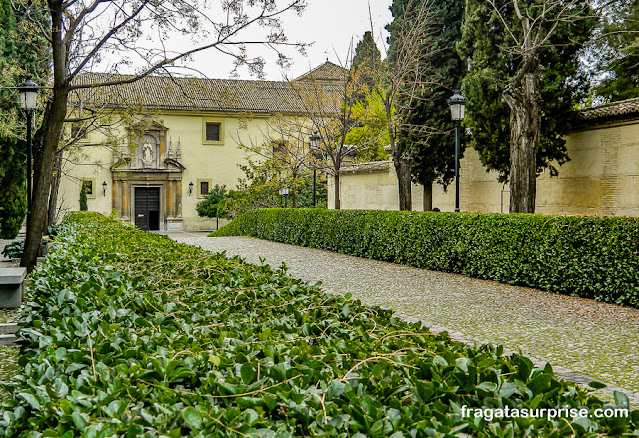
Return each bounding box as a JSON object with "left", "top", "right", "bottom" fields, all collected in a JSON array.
[{"left": 165, "top": 232, "right": 639, "bottom": 407}]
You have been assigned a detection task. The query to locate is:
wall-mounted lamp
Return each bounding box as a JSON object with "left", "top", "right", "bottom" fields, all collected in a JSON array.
[
  {"left": 102, "top": 181, "right": 107, "bottom": 196},
  {"left": 189, "top": 181, "right": 194, "bottom": 195}
]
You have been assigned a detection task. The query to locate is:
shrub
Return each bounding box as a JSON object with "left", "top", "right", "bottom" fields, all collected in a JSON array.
[
  {"left": 1, "top": 240, "right": 24, "bottom": 259},
  {"left": 2, "top": 212, "right": 636, "bottom": 436},
  {"left": 213, "top": 209, "right": 639, "bottom": 307},
  {"left": 79, "top": 183, "right": 88, "bottom": 211}
]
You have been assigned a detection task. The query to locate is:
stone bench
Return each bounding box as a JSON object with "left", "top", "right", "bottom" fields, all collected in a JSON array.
[{"left": 0, "top": 267, "right": 26, "bottom": 309}]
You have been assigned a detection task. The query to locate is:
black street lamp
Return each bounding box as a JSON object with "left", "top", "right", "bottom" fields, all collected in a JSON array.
[
  {"left": 309, "top": 132, "right": 321, "bottom": 208},
  {"left": 447, "top": 90, "right": 466, "bottom": 212},
  {"left": 18, "top": 79, "right": 40, "bottom": 231},
  {"left": 279, "top": 187, "right": 289, "bottom": 207}
]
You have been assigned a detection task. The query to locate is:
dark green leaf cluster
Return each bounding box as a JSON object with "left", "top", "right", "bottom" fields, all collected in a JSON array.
[
  {"left": 196, "top": 184, "right": 230, "bottom": 219},
  {"left": 215, "top": 209, "right": 639, "bottom": 308},
  {"left": 79, "top": 184, "right": 88, "bottom": 211},
  {"left": 1, "top": 239, "right": 24, "bottom": 259},
  {"left": 2, "top": 212, "right": 636, "bottom": 436}
]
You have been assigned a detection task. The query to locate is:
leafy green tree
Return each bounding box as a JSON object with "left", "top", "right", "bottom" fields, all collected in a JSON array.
[
  {"left": 459, "top": 0, "right": 594, "bottom": 212},
  {"left": 392, "top": 0, "right": 465, "bottom": 211},
  {"left": 344, "top": 94, "right": 392, "bottom": 162},
  {"left": 595, "top": 0, "right": 639, "bottom": 101},
  {"left": 20, "top": 0, "right": 307, "bottom": 272},
  {"left": 196, "top": 185, "right": 228, "bottom": 218},
  {"left": 0, "top": 0, "right": 49, "bottom": 238}
]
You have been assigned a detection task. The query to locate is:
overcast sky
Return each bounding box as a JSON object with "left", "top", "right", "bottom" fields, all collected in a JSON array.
[{"left": 185, "top": 0, "right": 393, "bottom": 80}]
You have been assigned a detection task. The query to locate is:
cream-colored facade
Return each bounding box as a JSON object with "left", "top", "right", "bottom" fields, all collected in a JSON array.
[
  {"left": 58, "top": 62, "right": 346, "bottom": 230},
  {"left": 329, "top": 99, "right": 639, "bottom": 216},
  {"left": 59, "top": 112, "right": 274, "bottom": 230}
]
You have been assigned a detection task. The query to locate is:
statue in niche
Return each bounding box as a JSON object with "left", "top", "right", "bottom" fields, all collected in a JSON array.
[{"left": 142, "top": 140, "right": 154, "bottom": 167}]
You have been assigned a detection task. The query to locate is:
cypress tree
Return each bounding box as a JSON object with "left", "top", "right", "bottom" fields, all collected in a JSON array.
[
  {"left": 392, "top": 0, "right": 466, "bottom": 210},
  {"left": 0, "top": 0, "right": 26, "bottom": 238},
  {"left": 0, "top": 0, "right": 50, "bottom": 238}
]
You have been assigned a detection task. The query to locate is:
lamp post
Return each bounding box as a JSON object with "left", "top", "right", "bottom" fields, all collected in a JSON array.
[
  {"left": 447, "top": 90, "right": 466, "bottom": 212},
  {"left": 18, "top": 79, "right": 40, "bottom": 231},
  {"left": 279, "top": 187, "right": 289, "bottom": 207},
  {"left": 309, "top": 132, "right": 321, "bottom": 208}
]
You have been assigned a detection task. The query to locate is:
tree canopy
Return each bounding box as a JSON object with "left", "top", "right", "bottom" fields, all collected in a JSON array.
[
  {"left": 0, "top": 0, "right": 49, "bottom": 238},
  {"left": 595, "top": 0, "right": 639, "bottom": 102},
  {"left": 458, "top": 0, "right": 594, "bottom": 212}
]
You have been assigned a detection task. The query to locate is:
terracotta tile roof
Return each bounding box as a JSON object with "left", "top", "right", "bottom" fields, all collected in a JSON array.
[
  {"left": 579, "top": 97, "right": 639, "bottom": 121},
  {"left": 294, "top": 61, "right": 349, "bottom": 82},
  {"left": 70, "top": 71, "right": 345, "bottom": 114},
  {"left": 339, "top": 160, "right": 394, "bottom": 174}
]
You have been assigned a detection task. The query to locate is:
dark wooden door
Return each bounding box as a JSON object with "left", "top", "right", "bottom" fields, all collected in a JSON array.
[{"left": 134, "top": 187, "right": 160, "bottom": 231}]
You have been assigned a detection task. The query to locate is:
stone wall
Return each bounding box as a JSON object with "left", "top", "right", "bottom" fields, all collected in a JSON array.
[{"left": 328, "top": 118, "right": 639, "bottom": 216}]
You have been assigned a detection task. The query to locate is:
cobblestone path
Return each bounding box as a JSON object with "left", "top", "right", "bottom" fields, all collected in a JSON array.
[{"left": 166, "top": 233, "right": 639, "bottom": 407}]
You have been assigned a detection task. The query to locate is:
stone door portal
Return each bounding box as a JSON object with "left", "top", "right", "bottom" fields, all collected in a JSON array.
[{"left": 134, "top": 187, "right": 160, "bottom": 231}]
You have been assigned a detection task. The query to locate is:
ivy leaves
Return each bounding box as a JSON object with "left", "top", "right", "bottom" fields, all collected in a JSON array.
[{"left": 1, "top": 212, "right": 636, "bottom": 436}]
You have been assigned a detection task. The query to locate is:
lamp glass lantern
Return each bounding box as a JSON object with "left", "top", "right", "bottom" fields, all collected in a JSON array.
[
  {"left": 18, "top": 79, "right": 39, "bottom": 110},
  {"left": 102, "top": 181, "right": 107, "bottom": 196},
  {"left": 309, "top": 132, "right": 321, "bottom": 149},
  {"left": 189, "top": 181, "right": 194, "bottom": 194},
  {"left": 447, "top": 91, "right": 466, "bottom": 122}
]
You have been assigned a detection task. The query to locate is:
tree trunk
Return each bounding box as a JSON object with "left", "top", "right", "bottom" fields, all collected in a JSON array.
[
  {"left": 394, "top": 157, "right": 412, "bottom": 211},
  {"left": 422, "top": 181, "right": 432, "bottom": 211},
  {"left": 333, "top": 172, "right": 341, "bottom": 210},
  {"left": 503, "top": 72, "right": 541, "bottom": 214},
  {"left": 48, "top": 153, "right": 63, "bottom": 226},
  {"left": 22, "top": 1, "right": 70, "bottom": 272}
]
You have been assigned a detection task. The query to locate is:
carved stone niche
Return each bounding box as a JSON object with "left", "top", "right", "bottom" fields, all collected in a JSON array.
[{"left": 127, "top": 120, "right": 168, "bottom": 170}]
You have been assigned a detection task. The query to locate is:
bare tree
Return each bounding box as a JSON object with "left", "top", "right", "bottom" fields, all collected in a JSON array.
[
  {"left": 486, "top": 0, "right": 593, "bottom": 213},
  {"left": 21, "top": 0, "right": 307, "bottom": 272},
  {"left": 284, "top": 57, "right": 390, "bottom": 209},
  {"left": 370, "top": 0, "right": 437, "bottom": 211},
  {"left": 236, "top": 114, "right": 316, "bottom": 208}
]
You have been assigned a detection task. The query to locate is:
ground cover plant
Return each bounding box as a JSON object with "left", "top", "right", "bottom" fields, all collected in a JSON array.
[
  {"left": 212, "top": 209, "right": 639, "bottom": 308},
  {"left": 1, "top": 212, "right": 637, "bottom": 436}
]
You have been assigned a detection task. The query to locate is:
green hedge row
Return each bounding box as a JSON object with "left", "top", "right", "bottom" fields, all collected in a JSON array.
[
  {"left": 2, "top": 212, "right": 636, "bottom": 436},
  {"left": 213, "top": 209, "right": 639, "bottom": 307}
]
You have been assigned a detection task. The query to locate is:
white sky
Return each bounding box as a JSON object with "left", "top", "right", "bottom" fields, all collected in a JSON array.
[{"left": 184, "top": 0, "right": 393, "bottom": 80}]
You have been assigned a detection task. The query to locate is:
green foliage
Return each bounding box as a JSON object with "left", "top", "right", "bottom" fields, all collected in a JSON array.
[
  {"left": 344, "top": 95, "right": 392, "bottom": 162},
  {"left": 595, "top": 0, "right": 639, "bottom": 102},
  {"left": 2, "top": 211, "right": 636, "bottom": 436},
  {"left": 0, "top": 137, "right": 26, "bottom": 239},
  {"left": 1, "top": 239, "right": 24, "bottom": 259},
  {"left": 352, "top": 31, "right": 382, "bottom": 105},
  {"left": 392, "top": 0, "right": 466, "bottom": 188},
  {"left": 79, "top": 183, "right": 88, "bottom": 211},
  {"left": 195, "top": 184, "right": 229, "bottom": 218},
  {"left": 0, "top": 0, "right": 49, "bottom": 239},
  {"left": 215, "top": 209, "right": 639, "bottom": 308},
  {"left": 458, "top": 0, "right": 595, "bottom": 182}
]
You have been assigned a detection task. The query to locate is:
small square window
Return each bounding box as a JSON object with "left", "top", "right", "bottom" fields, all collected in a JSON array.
[
  {"left": 81, "top": 178, "right": 97, "bottom": 199},
  {"left": 83, "top": 180, "right": 93, "bottom": 196},
  {"left": 205, "top": 123, "right": 220, "bottom": 142},
  {"left": 200, "top": 181, "right": 209, "bottom": 196},
  {"left": 196, "top": 179, "right": 213, "bottom": 199},
  {"left": 71, "top": 122, "right": 88, "bottom": 140}
]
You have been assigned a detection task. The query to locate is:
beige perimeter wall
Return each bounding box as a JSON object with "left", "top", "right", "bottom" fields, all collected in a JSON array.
[{"left": 328, "top": 119, "right": 639, "bottom": 216}]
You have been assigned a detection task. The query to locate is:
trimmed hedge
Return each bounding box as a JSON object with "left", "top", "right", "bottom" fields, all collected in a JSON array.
[
  {"left": 2, "top": 212, "right": 637, "bottom": 436},
  {"left": 212, "top": 209, "right": 639, "bottom": 307}
]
